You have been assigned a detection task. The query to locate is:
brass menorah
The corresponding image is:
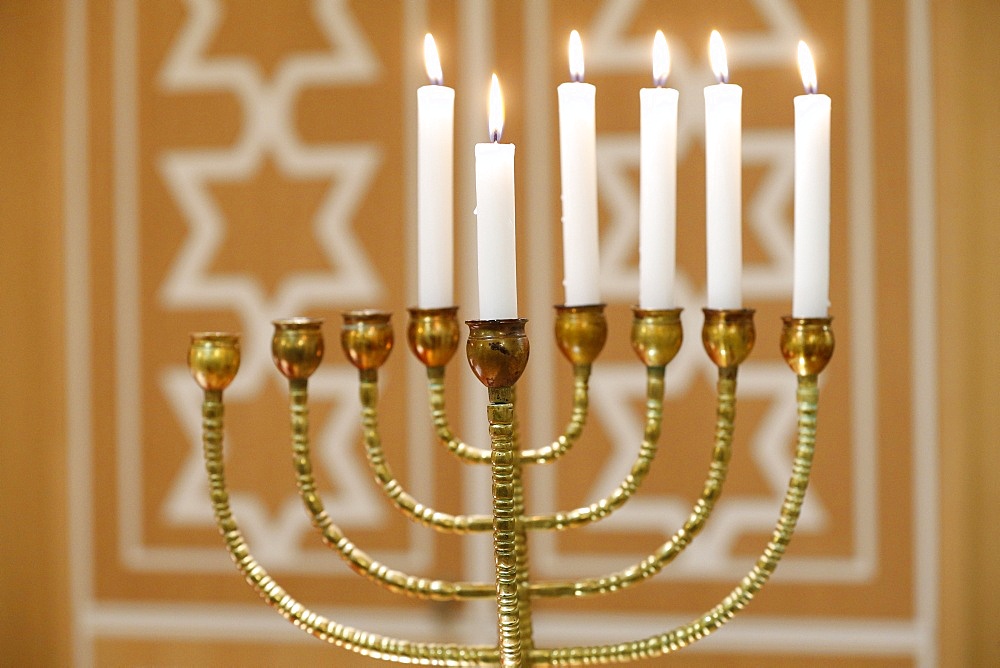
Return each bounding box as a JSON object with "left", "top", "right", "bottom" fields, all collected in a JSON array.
[{"left": 187, "top": 304, "right": 834, "bottom": 665}]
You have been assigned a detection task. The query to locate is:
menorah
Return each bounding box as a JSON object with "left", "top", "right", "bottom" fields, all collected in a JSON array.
[{"left": 186, "top": 303, "right": 834, "bottom": 665}]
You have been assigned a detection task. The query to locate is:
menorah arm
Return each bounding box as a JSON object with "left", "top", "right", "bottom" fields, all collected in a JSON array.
[
  {"left": 520, "top": 365, "right": 666, "bottom": 531},
  {"left": 530, "top": 375, "right": 820, "bottom": 664},
  {"left": 427, "top": 362, "right": 592, "bottom": 467},
  {"left": 520, "top": 363, "right": 590, "bottom": 464},
  {"left": 199, "top": 388, "right": 500, "bottom": 665},
  {"left": 427, "top": 365, "right": 492, "bottom": 464},
  {"left": 528, "top": 366, "right": 737, "bottom": 594},
  {"left": 357, "top": 374, "right": 493, "bottom": 533},
  {"left": 288, "top": 377, "right": 495, "bottom": 598}
]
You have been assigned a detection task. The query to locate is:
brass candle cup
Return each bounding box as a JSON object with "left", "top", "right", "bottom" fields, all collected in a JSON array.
[
  {"left": 188, "top": 332, "right": 241, "bottom": 391},
  {"left": 554, "top": 304, "right": 607, "bottom": 366},
  {"left": 465, "top": 319, "right": 529, "bottom": 388},
  {"left": 407, "top": 307, "right": 460, "bottom": 368},
  {"left": 630, "top": 308, "right": 683, "bottom": 368},
  {"left": 271, "top": 318, "right": 325, "bottom": 380},
  {"left": 701, "top": 309, "right": 756, "bottom": 369},
  {"left": 341, "top": 310, "right": 394, "bottom": 372},
  {"left": 779, "top": 316, "right": 835, "bottom": 376}
]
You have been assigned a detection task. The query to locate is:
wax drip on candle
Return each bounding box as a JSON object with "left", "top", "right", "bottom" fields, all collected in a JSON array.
[
  {"left": 652, "top": 30, "right": 670, "bottom": 88},
  {"left": 709, "top": 30, "right": 729, "bottom": 84},
  {"left": 798, "top": 40, "right": 818, "bottom": 94},
  {"left": 489, "top": 73, "right": 504, "bottom": 143},
  {"left": 568, "top": 30, "right": 585, "bottom": 82},
  {"left": 424, "top": 33, "right": 443, "bottom": 86}
]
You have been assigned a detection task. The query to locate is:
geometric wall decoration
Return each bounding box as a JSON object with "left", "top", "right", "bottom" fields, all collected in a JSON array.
[{"left": 64, "top": 0, "right": 939, "bottom": 664}]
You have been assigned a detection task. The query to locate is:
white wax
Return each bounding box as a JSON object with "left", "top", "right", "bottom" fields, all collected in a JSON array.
[
  {"left": 793, "top": 93, "right": 831, "bottom": 317},
  {"left": 417, "top": 84, "right": 455, "bottom": 308},
  {"left": 704, "top": 82, "right": 742, "bottom": 309},
  {"left": 639, "top": 86, "right": 679, "bottom": 309},
  {"left": 474, "top": 142, "right": 517, "bottom": 320},
  {"left": 557, "top": 81, "right": 601, "bottom": 306}
]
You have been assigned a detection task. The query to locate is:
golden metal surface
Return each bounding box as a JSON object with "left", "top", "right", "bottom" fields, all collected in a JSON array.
[
  {"left": 425, "top": 363, "right": 593, "bottom": 466},
  {"left": 553, "top": 304, "right": 607, "bottom": 366},
  {"left": 530, "top": 367, "right": 736, "bottom": 594},
  {"left": 355, "top": 372, "right": 493, "bottom": 533},
  {"left": 271, "top": 318, "right": 324, "bottom": 380},
  {"left": 630, "top": 308, "right": 683, "bottom": 367},
  {"left": 519, "top": 364, "right": 589, "bottom": 464},
  {"left": 521, "top": 365, "right": 665, "bottom": 531},
  {"left": 535, "top": 375, "right": 821, "bottom": 664},
  {"left": 286, "top": 376, "right": 495, "bottom": 598},
  {"left": 198, "top": 388, "right": 499, "bottom": 664},
  {"left": 407, "top": 306, "right": 461, "bottom": 368},
  {"left": 780, "top": 316, "right": 835, "bottom": 376},
  {"left": 701, "top": 308, "right": 756, "bottom": 368},
  {"left": 191, "top": 310, "right": 834, "bottom": 666},
  {"left": 466, "top": 319, "right": 530, "bottom": 389},
  {"left": 188, "top": 333, "right": 240, "bottom": 391},
  {"left": 427, "top": 365, "right": 492, "bottom": 464},
  {"left": 341, "top": 310, "right": 394, "bottom": 372},
  {"left": 487, "top": 385, "right": 530, "bottom": 667}
]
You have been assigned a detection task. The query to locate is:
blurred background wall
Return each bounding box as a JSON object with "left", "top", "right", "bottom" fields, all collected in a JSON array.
[{"left": 1, "top": 0, "right": 996, "bottom": 665}]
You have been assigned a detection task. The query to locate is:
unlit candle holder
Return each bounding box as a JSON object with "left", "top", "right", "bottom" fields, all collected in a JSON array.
[{"left": 187, "top": 304, "right": 834, "bottom": 666}]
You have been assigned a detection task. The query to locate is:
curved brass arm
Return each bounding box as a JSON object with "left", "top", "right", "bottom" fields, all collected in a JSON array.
[
  {"left": 355, "top": 375, "right": 493, "bottom": 533},
  {"left": 199, "top": 389, "right": 499, "bottom": 665},
  {"left": 520, "top": 365, "right": 666, "bottom": 532},
  {"left": 531, "top": 375, "right": 820, "bottom": 664},
  {"left": 521, "top": 364, "right": 591, "bottom": 464},
  {"left": 427, "top": 366, "right": 491, "bottom": 464},
  {"left": 427, "top": 364, "right": 593, "bottom": 467},
  {"left": 528, "top": 367, "right": 736, "bottom": 593},
  {"left": 287, "top": 378, "right": 495, "bottom": 600}
]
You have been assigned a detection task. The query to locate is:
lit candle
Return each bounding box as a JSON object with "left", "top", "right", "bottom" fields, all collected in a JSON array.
[
  {"left": 557, "top": 30, "right": 601, "bottom": 306},
  {"left": 475, "top": 74, "right": 517, "bottom": 320},
  {"left": 417, "top": 34, "right": 455, "bottom": 309},
  {"left": 639, "top": 30, "right": 679, "bottom": 309},
  {"left": 704, "top": 30, "right": 742, "bottom": 309},
  {"left": 793, "top": 41, "right": 831, "bottom": 317}
]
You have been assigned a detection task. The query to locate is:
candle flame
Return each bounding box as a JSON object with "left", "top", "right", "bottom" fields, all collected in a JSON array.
[
  {"left": 568, "top": 30, "right": 585, "bottom": 82},
  {"left": 489, "top": 73, "right": 504, "bottom": 142},
  {"left": 709, "top": 30, "right": 729, "bottom": 83},
  {"left": 798, "top": 40, "right": 818, "bottom": 94},
  {"left": 424, "top": 33, "right": 443, "bottom": 85},
  {"left": 652, "top": 30, "right": 670, "bottom": 87}
]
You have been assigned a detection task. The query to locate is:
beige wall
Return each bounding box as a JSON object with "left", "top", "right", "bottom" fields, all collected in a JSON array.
[
  {"left": 0, "top": 2, "right": 71, "bottom": 666},
  {"left": 1, "top": 0, "right": 996, "bottom": 665},
  {"left": 936, "top": 0, "right": 1000, "bottom": 665}
]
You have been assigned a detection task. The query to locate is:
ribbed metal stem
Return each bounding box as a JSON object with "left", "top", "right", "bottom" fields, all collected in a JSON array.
[{"left": 488, "top": 386, "right": 530, "bottom": 667}]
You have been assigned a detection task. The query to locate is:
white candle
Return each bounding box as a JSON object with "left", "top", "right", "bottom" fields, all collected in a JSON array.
[
  {"left": 639, "top": 30, "right": 679, "bottom": 310},
  {"left": 475, "top": 74, "right": 518, "bottom": 320},
  {"left": 704, "top": 30, "right": 742, "bottom": 309},
  {"left": 417, "top": 34, "right": 455, "bottom": 309},
  {"left": 557, "top": 30, "right": 601, "bottom": 306},
  {"left": 793, "top": 41, "right": 831, "bottom": 317}
]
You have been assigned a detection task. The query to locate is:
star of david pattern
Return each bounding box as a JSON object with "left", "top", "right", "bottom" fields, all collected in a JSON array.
[
  {"left": 155, "top": 0, "right": 396, "bottom": 570},
  {"left": 138, "top": 0, "right": 854, "bottom": 586},
  {"left": 531, "top": 0, "right": 831, "bottom": 579}
]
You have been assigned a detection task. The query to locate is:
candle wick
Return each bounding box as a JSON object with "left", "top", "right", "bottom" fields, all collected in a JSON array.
[
  {"left": 430, "top": 76, "right": 443, "bottom": 86},
  {"left": 717, "top": 73, "right": 729, "bottom": 84},
  {"left": 571, "top": 72, "right": 584, "bottom": 84},
  {"left": 491, "top": 130, "right": 500, "bottom": 143}
]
